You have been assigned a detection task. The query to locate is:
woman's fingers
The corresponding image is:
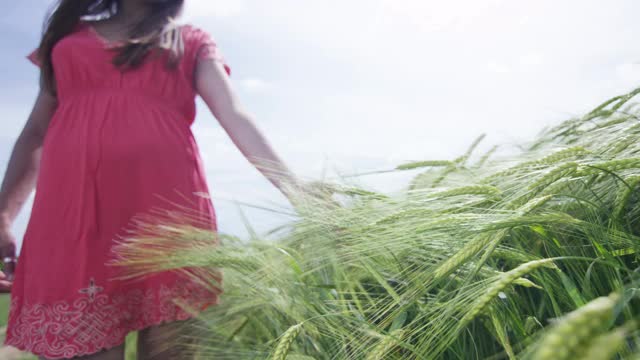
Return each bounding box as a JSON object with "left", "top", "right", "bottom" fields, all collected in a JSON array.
[
  {"left": 0, "top": 279, "right": 13, "bottom": 293},
  {"left": 2, "top": 259, "right": 15, "bottom": 281}
]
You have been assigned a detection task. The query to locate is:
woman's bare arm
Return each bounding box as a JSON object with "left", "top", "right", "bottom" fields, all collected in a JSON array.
[
  {"left": 0, "top": 82, "right": 57, "bottom": 235},
  {"left": 0, "top": 78, "right": 56, "bottom": 288},
  {"left": 195, "top": 58, "right": 301, "bottom": 198}
]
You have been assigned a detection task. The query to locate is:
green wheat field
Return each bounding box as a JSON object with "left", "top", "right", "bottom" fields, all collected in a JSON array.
[{"left": 3, "top": 87, "right": 640, "bottom": 359}]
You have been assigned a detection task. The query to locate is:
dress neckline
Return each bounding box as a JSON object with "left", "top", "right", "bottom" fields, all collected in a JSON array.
[{"left": 82, "top": 22, "right": 126, "bottom": 48}]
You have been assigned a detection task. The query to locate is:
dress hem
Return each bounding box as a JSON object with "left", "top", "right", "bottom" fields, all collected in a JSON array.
[
  {"left": 3, "top": 277, "right": 221, "bottom": 359},
  {"left": 4, "top": 304, "right": 216, "bottom": 360},
  {"left": 3, "top": 308, "right": 213, "bottom": 359}
]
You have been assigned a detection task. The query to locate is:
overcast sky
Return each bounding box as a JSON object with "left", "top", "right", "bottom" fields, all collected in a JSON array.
[{"left": 2, "top": 0, "right": 640, "bottom": 251}]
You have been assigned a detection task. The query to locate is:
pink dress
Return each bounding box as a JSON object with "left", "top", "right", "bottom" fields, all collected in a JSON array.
[{"left": 4, "top": 22, "right": 231, "bottom": 359}]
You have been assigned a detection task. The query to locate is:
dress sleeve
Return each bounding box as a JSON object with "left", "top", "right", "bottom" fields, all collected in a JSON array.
[
  {"left": 27, "top": 48, "right": 42, "bottom": 68},
  {"left": 193, "top": 28, "right": 231, "bottom": 77}
]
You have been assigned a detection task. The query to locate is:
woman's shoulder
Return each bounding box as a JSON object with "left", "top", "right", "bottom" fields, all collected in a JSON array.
[
  {"left": 178, "top": 23, "right": 218, "bottom": 48},
  {"left": 177, "top": 23, "right": 230, "bottom": 76},
  {"left": 52, "top": 22, "right": 93, "bottom": 53},
  {"left": 179, "top": 23, "right": 202, "bottom": 34},
  {"left": 27, "top": 22, "right": 92, "bottom": 67}
]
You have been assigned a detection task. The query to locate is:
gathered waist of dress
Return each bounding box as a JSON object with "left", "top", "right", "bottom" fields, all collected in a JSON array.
[{"left": 59, "top": 87, "right": 189, "bottom": 115}]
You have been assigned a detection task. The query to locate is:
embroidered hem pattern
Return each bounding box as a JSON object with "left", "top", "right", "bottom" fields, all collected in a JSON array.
[{"left": 4, "top": 278, "right": 219, "bottom": 359}]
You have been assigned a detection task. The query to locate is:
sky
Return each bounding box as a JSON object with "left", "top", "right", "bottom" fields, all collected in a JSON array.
[{"left": 2, "top": 0, "right": 640, "bottom": 252}]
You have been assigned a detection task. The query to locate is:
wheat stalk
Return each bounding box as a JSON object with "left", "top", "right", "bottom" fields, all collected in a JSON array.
[{"left": 396, "top": 160, "right": 453, "bottom": 170}]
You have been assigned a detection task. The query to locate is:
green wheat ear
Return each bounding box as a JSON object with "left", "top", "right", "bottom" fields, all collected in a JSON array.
[
  {"left": 271, "top": 324, "right": 303, "bottom": 360},
  {"left": 529, "top": 293, "right": 620, "bottom": 360},
  {"left": 429, "top": 185, "right": 501, "bottom": 199},
  {"left": 612, "top": 175, "right": 640, "bottom": 222},
  {"left": 459, "top": 258, "right": 557, "bottom": 328},
  {"left": 285, "top": 355, "right": 317, "bottom": 360},
  {"left": 576, "top": 158, "right": 640, "bottom": 176},
  {"left": 579, "top": 327, "right": 627, "bottom": 360},
  {"left": 366, "top": 329, "right": 405, "bottom": 360},
  {"left": 431, "top": 231, "right": 501, "bottom": 281}
]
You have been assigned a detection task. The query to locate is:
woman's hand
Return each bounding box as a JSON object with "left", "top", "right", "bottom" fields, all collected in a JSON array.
[
  {"left": 280, "top": 178, "right": 340, "bottom": 212},
  {"left": 0, "top": 226, "right": 16, "bottom": 293}
]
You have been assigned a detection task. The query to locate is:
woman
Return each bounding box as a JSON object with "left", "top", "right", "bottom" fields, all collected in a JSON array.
[{"left": 0, "top": 0, "right": 308, "bottom": 358}]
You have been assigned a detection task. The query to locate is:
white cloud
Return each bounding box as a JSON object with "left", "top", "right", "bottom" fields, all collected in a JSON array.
[
  {"left": 519, "top": 52, "right": 545, "bottom": 68},
  {"left": 487, "top": 61, "right": 511, "bottom": 74}
]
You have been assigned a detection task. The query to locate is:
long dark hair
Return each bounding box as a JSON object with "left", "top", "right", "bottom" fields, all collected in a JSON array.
[{"left": 35, "top": 0, "right": 185, "bottom": 94}]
